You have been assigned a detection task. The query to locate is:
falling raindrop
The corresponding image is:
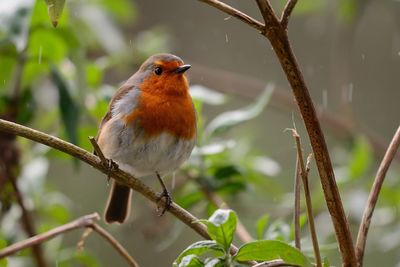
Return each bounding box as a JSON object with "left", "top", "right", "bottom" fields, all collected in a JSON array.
[
  {"left": 361, "top": 54, "right": 365, "bottom": 60},
  {"left": 225, "top": 33, "right": 228, "bottom": 43}
]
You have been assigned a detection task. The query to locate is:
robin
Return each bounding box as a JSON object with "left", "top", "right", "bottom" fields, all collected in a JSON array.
[{"left": 96, "top": 53, "right": 196, "bottom": 224}]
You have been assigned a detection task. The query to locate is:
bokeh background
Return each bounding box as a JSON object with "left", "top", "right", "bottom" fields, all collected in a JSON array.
[{"left": 1, "top": 0, "right": 400, "bottom": 266}]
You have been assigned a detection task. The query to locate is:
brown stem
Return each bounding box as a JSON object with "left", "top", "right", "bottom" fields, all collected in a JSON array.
[
  {"left": 0, "top": 213, "right": 100, "bottom": 258},
  {"left": 0, "top": 119, "right": 241, "bottom": 256},
  {"left": 355, "top": 126, "right": 400, "bottom": 266},
  {"left": 280, "top": 0, "right": 298, "bottom": 28},
  {"left": 290, "top": 129, "right": 322, "bottom": 267},
  {"left": 293, "top": 157, "right": 301, "bottom": 249},
  {"left": 196, "top": 0, "right": 356, "bottom": 264}
]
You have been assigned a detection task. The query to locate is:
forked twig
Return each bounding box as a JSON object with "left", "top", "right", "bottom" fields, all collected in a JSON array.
[{"left": 355, "top": 126, "right": 400, "bottom": 266}]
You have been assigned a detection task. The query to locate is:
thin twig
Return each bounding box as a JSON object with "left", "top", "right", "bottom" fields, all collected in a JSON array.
[
  {"left": 355, "top": 126, "right": 400, "bottom": 266},
  {"left": 0, "top": 213, "right": 100, "bottom": 258},
  {"left": 91, "top": 223, "right": 139, "bottom": 267},
  {"left": 197, "top": 0, "right": 265, "bottom": 32},
  {"left": 293, "top": 157, "right": 301, "bottom": 249},
  {"left": 290, "top": 129, "right": 322, "bottom": 267},
  {"left": 197, "top": 1, "right": 357, "bottom": 265},
  {"left": 0, "top": 119, "right": 241, "bottom": 256},
  {"left": 281, "top": 0, "right": 298, "bottom": 28}
]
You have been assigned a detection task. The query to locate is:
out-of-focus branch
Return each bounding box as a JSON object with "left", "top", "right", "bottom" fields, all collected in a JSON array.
[
  {"left": 0, "top": 119, "right": 242, "bottom": 256},
  {"left": 355, "top": 126, "right": 400, "bottom": 266}
]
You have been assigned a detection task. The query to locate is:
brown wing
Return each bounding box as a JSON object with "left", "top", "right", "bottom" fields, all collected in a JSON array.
[{"left": 94, "top": 82, "right": 135, "bottom": 151}]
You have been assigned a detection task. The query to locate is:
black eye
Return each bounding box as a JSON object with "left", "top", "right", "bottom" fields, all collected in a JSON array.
[{"left": 154, "top": 67, "right": 163, "bottom": 75}]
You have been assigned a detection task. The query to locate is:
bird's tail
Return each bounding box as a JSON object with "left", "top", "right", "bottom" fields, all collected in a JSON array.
[{"left": 104, "top": 181, "right": 132, "bottom": 224}]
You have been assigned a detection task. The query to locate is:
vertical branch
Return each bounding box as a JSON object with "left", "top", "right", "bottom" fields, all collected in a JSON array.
[
  {"left": 293, "top": 157, "right": 301, "bottom": 249},
  {"left": 355, "top": 126, "right": 400, "bottom": 266},
  {"left": 291, "top": 129, "right": 322, "bottom": 267}
]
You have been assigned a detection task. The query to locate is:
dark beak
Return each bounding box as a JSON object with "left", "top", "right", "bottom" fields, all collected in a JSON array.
[{"left": 174, "top": 64, "right": 191, "bottom": 74}]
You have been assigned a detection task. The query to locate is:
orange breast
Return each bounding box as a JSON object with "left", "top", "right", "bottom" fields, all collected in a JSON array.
[{"left": 124, "top": 75, "right": 196, "bottom": 140}]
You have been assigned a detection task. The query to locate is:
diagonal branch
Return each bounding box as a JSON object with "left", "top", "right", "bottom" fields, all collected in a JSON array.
[
  {"left": 197, "top": 0, "right": 265, "bottom": 32},
  {"left": 0, "top": 119, "right": 242, "bottom": 256},
  {"left": 281, "top": 0, "right": 298, "bottom": 28},
  {"left": 355, "top": 126, "right": 400, "bottom": 266}
]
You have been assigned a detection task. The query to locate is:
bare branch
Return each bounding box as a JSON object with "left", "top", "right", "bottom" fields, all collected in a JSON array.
[
  {"left": 356, "top": 126, "right": 400, "bottom": 266},
  {"left": 293, "top": 157, "right": 302, "bottom": 249},
  {"left": 197, "top": 0, "right": 265, "bottom": 32},
  {"left": 0, "top": 213, "right": 100, "bottom": 258},
  {"left": 0, "top": 119, "right": 241, "bottom": 256},
  {"left": 281, "top": 0, "right": 298, "bottom": 28},
  {"left": 290, "top": 129, "right": 322, "bottom": 267}
]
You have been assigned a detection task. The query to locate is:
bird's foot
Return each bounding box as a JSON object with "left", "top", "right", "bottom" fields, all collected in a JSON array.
[
  {"left": 156, "top": 188, "right": 172, "bottom": 216},
  {"left": 104, "top": 159, "right": 119, "bottom": 184}
]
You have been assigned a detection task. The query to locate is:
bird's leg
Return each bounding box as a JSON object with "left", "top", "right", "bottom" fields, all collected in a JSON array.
[
  {"left": 155, "top": 171, "right": 172, "bottom": 216},
  {"left": 105, "top": 159, "right": 119, "bottom": 184}
]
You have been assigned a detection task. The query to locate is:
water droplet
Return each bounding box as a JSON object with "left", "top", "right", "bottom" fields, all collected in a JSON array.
[{"left": 225, "top": 33, "right": 228, "bottom": 43}]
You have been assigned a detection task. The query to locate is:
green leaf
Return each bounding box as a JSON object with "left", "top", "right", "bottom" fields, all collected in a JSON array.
[
  {"left": 174, "top": 241, "right": 224, "bottom": 265},
  {"left": 44, "top": 0, "right": 66, "bottom": 27},
  {"left": 234, "top": 240, "right": 311, "bottom": 266},
  {"left": 205, "top": 85, "right": 274, "bottom": 137},
  {"left": 178, "top": 255, "right": 204, "bottom": 267},
  {"left": 50, "top": 67, "right": 80, "bottom": 145},
  {"left": 338, "top": 0, "right": 357, "bottom": 23},
  {"left": 0, "top": 238, "right": 7, "bottom": 267},
  {"left": 201, "top": 209, "right": 237, "bottom": 250},
  {"left": 348, "top": 136, "right": 372, "bottom": 180},
  {"left": 256, "top": 214, "right": 270, "bottom": 240}
]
